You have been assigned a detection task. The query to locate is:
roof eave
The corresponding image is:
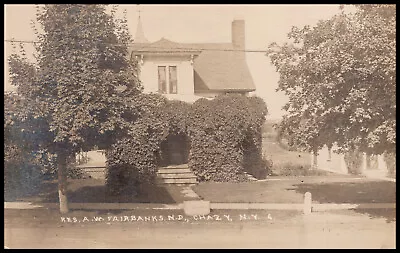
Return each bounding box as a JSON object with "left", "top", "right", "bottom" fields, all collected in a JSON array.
[
  {"left": 132, "top": 50, "right": 201, "bottom": 55},
  {"left": 196, "top": 88, "right": 256, "bottom": 92}
]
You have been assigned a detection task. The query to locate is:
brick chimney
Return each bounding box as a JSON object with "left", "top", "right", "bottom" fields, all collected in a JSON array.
[{"left": 232, "top": 20, "right": 245, "bottom": 50}]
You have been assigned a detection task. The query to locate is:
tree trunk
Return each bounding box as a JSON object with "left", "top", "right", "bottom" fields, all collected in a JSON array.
[
  {"left": 365, "top": 153, "right": 371, "bottom": 170},
  {"left": 327, "top": 146, "right": 332, "bottom": 161},
  {"left": 58, "top": 153, "right": 69, "bottom": 213},
  {"left": 311, "top": 149, "right": 318, "bottom": 169}
]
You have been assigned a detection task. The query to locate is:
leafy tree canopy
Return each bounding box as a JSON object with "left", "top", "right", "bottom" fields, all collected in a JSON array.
[
  {"left": 8, "top": 4, "right": 142, "bottom": 156},
  {"left": 267, "top": 4, "right": 396, "bottom": 155}
]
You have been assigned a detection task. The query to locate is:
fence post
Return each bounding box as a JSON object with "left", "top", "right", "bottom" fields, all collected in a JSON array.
[{"left": 303, "top": 192, "right": 312, "bottom": 215}]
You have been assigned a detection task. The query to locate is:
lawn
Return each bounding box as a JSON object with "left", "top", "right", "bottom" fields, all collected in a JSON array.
[
  {"left": 6, "top": 178, "right": 199, "bottom": 204},
  {"left": 192, "top": 177, "right": 396, "bottom": 222},
  {"left": 261, "top": 120, "right": 332, "bottom": 176},
  {"left": 193, "top": 177, "right": 396, "bottom": 204}
]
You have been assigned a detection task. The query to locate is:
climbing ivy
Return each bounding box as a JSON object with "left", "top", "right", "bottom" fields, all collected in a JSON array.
[
  {"left": 106, "top": 93, "right": 269, "bottom": 191},
  {"left": 187, "top": 94, "right": 268, "bottom": 182}
]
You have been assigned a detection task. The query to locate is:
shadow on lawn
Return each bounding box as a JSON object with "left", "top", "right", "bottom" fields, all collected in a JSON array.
[
  {"left": 292, "top": 181, "right": 396, "bottom": 222},
  {"left": 4, "top": 180, "right": 57, "bottom": 202},
  {"left": 9, "top": 179, "right": 178, "bottom": 204}
]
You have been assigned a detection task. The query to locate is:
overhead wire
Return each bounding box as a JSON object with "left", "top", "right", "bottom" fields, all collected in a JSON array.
[{"left": 4, "top": 39, "right": 268, "bottom": 53}]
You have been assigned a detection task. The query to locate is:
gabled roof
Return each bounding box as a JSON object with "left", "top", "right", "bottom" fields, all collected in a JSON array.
[
  {"left": 129, "top": 39, "right": 255, "bottom": 92},
  {"left": 193, "top": 50, "right": 255, "bottom": 91},
  {"left": 131, "top": 38, "right": 202, "bottom": 54}
]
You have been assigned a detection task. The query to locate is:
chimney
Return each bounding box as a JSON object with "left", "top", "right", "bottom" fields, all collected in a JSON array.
[{"left": 232, "top": 20, "right": 245, "bottom": 50}]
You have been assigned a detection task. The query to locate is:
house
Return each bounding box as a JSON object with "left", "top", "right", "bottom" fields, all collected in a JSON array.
[
  {"left": 315, "top": 145, "right": 395, "bottom": 181},
  {"left": 129, "top": 17, "right": 256, "bottom": 103},
  {"left": 77, "top": 18, "right": 258, "bottom": 182}
]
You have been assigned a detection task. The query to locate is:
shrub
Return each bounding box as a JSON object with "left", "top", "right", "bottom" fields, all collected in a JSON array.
[
  {"left": 105, "top": 94, "right": 192, "bottom": 192},
  {"left": 271, "top": 162, "right": 330, "bottom": 176},
  {"left": 106, "top": 94, "right": 268, "bottom": 191},
  {"left": 4, "top": 144, "right": 46, "bottom": 200},
  {"left": 245, "top": 156, "right": 273, "bottom": 179},
  {"left": 4, "top": 92, "right": 58, "bottom": 198},
  {"left": 106, "top": 135, "right": 160, "bottom": 193},
  {"left": 105, "top": 163, "right": 141, "bottom": 195},
  {"left": 187, "top": 94, "right": 268, "bottom": 182}
]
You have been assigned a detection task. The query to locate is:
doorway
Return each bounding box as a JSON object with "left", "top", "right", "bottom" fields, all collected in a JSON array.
[{"left": 159, "top": 133, "right": 189, "bottom": 166}]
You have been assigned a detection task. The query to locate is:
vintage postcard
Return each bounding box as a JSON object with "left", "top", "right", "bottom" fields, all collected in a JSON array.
[{"left": 4, "top": 4, "right": 396, "bottom": 249}]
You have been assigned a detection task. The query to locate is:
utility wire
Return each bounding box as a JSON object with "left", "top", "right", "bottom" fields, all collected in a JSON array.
[{"left": 4, "top": 39, "right": 268, "bottom": 53}]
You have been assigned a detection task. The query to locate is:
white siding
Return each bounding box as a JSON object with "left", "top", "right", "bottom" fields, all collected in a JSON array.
[
  {"left": 315, "top": 145, "right": 391, "bottom": 179},
  {"left": 139, "top": 55, "right": 195, "bottom": 96}
]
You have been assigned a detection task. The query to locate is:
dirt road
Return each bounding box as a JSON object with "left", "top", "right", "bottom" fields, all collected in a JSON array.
[{"left": 4, "top": 209, "right": 396, "bottom": 249}]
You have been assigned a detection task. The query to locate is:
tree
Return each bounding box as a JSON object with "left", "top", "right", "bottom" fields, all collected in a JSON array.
[
  {"left": 267, "top": 5, "right": 396, "bottom": 159},
  {"left": 7, "top": 4, "right": 142, "bottom": 213}
]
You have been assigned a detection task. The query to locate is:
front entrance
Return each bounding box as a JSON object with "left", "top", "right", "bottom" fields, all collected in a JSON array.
[{"left": 159, "top": 133, "right": 189, "bottom": 166}]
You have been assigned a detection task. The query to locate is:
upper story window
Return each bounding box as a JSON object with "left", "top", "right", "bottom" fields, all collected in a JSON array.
[{"left": 158, "top": 65, "right": 178, "bottom": 94}]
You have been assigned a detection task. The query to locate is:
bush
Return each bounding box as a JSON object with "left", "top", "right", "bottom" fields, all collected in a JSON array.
[
  {"left": 4, "top": 145, "right": 45, "bottom": 200},
  {"left": 4, "top": 92, "right": 58, "bottom": 198},
  {"left": 245, "top": 156, "right": 273, "bottom": 179},
  {"left": 67, "top": 166, "right": 86, "bottom": 179},
  {"left": 106, "top": 94, "right": 268, "bottom": 191},
  {"left": 243, "top": 134, "right": 273, "bottom": 180},
  {"left": 105, "top": 94, "right": 191, "bottom": 192},
  {"left": 105, "top": 163, "right": 141, "bottom": 195},
  {"left": 106, "top": 136, "right": 160, "bottom": 193},
  {"left": 187, "top": 94, "right": 268, "bottom": 182},
  {"left": 271, "top": 162, "right": 330, "bottom": 176}
]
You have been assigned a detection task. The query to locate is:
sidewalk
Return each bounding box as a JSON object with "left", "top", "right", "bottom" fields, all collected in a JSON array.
[{"left": 4, "top": 201, "right": 396, "bottom": 211}]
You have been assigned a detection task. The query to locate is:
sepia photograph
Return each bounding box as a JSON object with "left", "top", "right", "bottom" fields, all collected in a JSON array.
[{"left": 4, "top": 4, "right": 396, "bottom": 249}]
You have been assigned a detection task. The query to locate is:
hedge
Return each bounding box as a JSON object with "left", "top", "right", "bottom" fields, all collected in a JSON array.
[
  {"left": 187, "top": 94, "right": 268, "bottom": 182},
  {"left": 105, "top": 93, "right": 269, "bottom": 191},
  {"left": 6, "top": 91, "right": 269, "bottom": 196},
  {"left": 105, "top": 94, "right": 193, "bottom": 193}
]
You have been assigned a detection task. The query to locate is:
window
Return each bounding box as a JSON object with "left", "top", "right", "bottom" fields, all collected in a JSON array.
[
  {"left": 169, "top": 66, "right": 177, "bottom": 94},
  {"left": 158, "top": 65, "right": 178, "bottom": 94},
  {"left": 158, "top": 66, "right": 167, "bottom": 94}
]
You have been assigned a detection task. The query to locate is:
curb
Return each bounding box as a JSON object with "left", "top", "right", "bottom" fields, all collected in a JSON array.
[
  {"left": 4, "top": 202, "right": 182, "bottom": 210},
  {"left": 209, "top": 203, "right": 396, "bottom": 211},
  {"left": 4, "top": 202, "right": 396, "bottom": 211}
]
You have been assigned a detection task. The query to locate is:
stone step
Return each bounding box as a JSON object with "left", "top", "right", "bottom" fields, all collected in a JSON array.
[
  {"left": 162, "top": 164, "right": 189, "bottom": 169},
  {"left": 156, "top": 183, "right": 197, "bottom": 186},
  {"left": 158, "top": 168, "right": 192, "bottom": 174},
  {"left": 157, "top": 173, "right": 197, "bottom": 179},
  {"left": 156, "top": 178, "right": 197, "bottom": 184},
  {"left": 244, "top": 172, "right": 258, "bottom": 181},
  {"left": 81, "top": 168, "right": 107, "bottom": 173}
]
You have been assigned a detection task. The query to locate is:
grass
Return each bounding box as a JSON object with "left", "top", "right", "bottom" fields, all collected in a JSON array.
[
  {"left": 193, "top": 177, "right": 396, "bottom": 204},
  {"left": 262, "top": 136, "right": 330, "bottom": 177},
  {"left": 193, "top": 177, "right": 396, "bottom": 222},
  {"left": 194, "top": 180, "right": 305, "bottom": 203},
  {"left": 6, "top": 178, "right": 198, "bottom": 204},
  {"left": 271, "top": 163, "right": 334, "bottom": 177},
  {"left": 261, "top": 120, "right": 334, "bottom": 177}
]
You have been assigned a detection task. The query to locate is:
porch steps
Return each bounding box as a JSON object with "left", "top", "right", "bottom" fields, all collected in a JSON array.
[{"left": 156, "top": 164, "right": 198, "bottom": 185}]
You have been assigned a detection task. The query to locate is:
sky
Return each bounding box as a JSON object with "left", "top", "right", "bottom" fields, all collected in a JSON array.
[{"left": 4, "top": 4, "right": 349, "bottom": 119}]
